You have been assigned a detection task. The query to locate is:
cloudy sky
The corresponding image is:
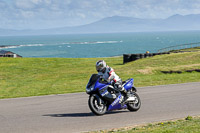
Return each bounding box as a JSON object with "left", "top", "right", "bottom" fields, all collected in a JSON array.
[{"left": 1, "top": 0, "right": 200, "bottom": 30}]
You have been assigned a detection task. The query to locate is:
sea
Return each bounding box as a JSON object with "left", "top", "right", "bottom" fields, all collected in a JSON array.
[{"left": 1, "top": 31, "right": 200, "bottom": 58}]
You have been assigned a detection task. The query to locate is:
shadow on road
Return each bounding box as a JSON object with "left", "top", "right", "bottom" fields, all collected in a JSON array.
[
  {"left": 43, "top": 112, "right": 95, "bottom": 117},
  {"left": 43, "top": 110, "right": 128, "bottom": 118}
]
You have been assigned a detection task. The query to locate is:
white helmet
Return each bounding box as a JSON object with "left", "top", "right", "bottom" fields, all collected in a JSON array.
[{"left": 96, "top": 60, "right": 106, "bottom": 72}]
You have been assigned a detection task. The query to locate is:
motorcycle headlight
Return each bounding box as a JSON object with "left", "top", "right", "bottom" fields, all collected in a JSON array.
[{"left": 86, "top": 87, "right": 94, "bottom": 93}]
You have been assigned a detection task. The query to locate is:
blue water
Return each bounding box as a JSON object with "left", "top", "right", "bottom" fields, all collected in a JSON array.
[{"left": 1, "top": 31, "right": 200, "bottom": 58}]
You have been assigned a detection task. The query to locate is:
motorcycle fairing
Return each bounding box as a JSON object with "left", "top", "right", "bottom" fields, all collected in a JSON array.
[
  {"left": 94, "top": 79, "right": 110, "bottom": 90},
  {"left": 99, "top": 85, "right": 117, "bottom": 103},
  {"left": 124, "top": 78, "right": 134, "bottom": 91},
  {"left": 99, "top": 85, "right": 109, "bottom": 97},
  {"left": 108, "top": 94, "right": 127, "bottom": 111}
]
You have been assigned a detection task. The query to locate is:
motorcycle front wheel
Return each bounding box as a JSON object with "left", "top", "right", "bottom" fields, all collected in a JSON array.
[{"left": 88, "top": 94, "right": 107, "bottom": 115}]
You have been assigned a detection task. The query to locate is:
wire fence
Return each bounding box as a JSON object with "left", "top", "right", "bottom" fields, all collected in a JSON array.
[{"left": 158, "top": 42, "right": 200, "bottom": 53}]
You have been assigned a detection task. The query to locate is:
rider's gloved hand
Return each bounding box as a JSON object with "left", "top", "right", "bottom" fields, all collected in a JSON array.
[{"left": 110, "top": 80, "right": 115, "bottom": 86}]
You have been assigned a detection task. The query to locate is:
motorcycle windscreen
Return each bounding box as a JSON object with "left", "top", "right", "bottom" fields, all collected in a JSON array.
[{"left": 86, "top": 74, "right": 100, "bottom": 88}]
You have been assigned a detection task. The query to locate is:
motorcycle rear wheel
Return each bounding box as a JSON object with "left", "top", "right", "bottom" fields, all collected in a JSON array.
[
  {"left": 127, "top": 92, "right": 141, "bottom": 111},
  {"left": 88, "top": 94, "right": 107, "bottom": 115}
]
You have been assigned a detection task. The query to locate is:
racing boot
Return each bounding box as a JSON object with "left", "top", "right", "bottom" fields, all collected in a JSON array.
[{"left": 120, "top": 87, "right": 128, "bottom": 103}]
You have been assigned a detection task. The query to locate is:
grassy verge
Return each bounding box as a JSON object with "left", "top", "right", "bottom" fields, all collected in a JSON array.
[
  {"left": 0, "top": 51, "right": 200, "bottom": 99},
  {"left": 170, "top": 46, "right": 200, "bottom": 52},
  {"left": 92, "top": 116, "right": 200, "bottom": 133}
]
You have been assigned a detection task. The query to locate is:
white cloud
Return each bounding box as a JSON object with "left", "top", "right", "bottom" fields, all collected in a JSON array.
[
  {"left": 20, "top": 10, "right": 35, "bottom": 18},
  {"left": 0, "top": 1, "right": 6, "bottom": 8},
  {"left": 1, "top": 0, "right": 200, "bottom": 29},
  {"left": 31, "top": 0, "right": 42, "bottom": 4},
  {"left": 44, "top": 0, "right": 51, "bottom": 4},
  {"left": 15, "top": 0, "right": 35, "bottom": 9},
  {"left": 76, "top": 13, "right": 86, "bottom": 18}
]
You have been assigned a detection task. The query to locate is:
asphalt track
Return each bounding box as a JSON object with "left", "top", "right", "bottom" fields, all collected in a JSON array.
[{"left": 0, "top": 82, "right": 200, "bottom": 133}]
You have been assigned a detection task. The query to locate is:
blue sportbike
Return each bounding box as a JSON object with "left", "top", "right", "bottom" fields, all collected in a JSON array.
[{"left": 86, "top": 74, "right": 141, "bottom": 115}]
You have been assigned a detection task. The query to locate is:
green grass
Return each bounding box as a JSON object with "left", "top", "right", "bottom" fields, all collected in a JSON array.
[
  {"left": 94, "top": 116, "right": 200, "bottom": 133},
  {"left": 170, "top": 46, "right": 200, "bottom": 52},
  {"left": 0, "top": 51, "right": 200, "bottom": 99}
]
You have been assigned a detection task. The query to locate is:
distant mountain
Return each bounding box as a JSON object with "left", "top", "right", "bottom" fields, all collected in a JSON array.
[
  {"left": 76, "top": 16, "right": 161, "bottom": 33},
  {"left": 166, "top": 14, "right": 200, "bottom": 30},
  {"left": 1, "top": 14, "right": 200, "bottom": 36}
]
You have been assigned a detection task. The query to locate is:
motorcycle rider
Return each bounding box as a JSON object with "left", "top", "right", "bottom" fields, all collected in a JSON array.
[{"left": 96, "top": 60, "right": 127, "bottom": 102}]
